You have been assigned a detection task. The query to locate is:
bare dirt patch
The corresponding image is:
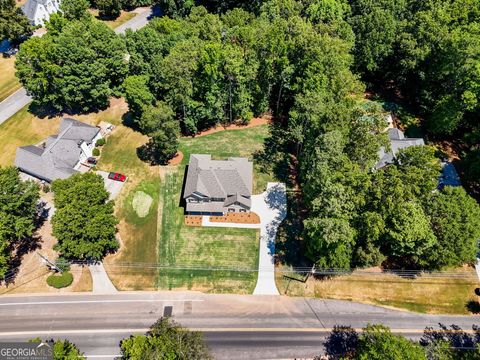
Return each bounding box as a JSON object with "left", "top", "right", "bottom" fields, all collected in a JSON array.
[
  {"left": 167, "top": 151, "right": 184, "bottom": 165},
  {"left": 132, "top": 190, "right": 153, "bottom": 218},
  {"left": 210, "top": 212, "right": 261, "bottom": 224},
  {"left": 188, "top": 115, "right": 271, "bottom": 138}
]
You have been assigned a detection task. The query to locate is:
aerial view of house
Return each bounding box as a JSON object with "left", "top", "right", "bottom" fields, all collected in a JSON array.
[
  {"left": 22, "top": 0, "right": 61, "bottom": 26},
  {"left": 183, "top": 154, "right": 253, "bottom": 215},
  {"left": 1, "top": 0, "right": 480, "bottom": 358},
  {"left": 15, "top": 118, "right": 101, "bottom": 182},
  {"left": 375, "top": 128, "right": 425, "bottom": 169}
]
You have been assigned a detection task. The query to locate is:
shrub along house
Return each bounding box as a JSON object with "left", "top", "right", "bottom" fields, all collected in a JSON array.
[
  {"left": 15, "top": 118, "right": 102, "bottom": 183},
  {"left": 183, "top": 154, "right": 253, "bottom": 216}
]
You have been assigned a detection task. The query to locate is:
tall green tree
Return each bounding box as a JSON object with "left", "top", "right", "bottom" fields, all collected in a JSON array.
[
  {"left": 123, "top": 75, "right": 155, "bottom": 119},
  {"left": 51, "top": 173, "right": 118, "bottom": 260},
  {"left": 60, "top": 0, "right": 90, "bottom": 20},
  {"left": 120, "top": 317, "right": 212, "bottom": 360},
  {"left": 16, "top": 18, "right": 128, "bottom": 113},
  {"left": 97, "top": 0, "right": 121, "bottom": 19},
  {"left": 425, "top": 187, "right": 480, "bottom": 268},
  {"left": 0, "top": 167, "right": 39, "bottom": 278},
  {"left": 30, "top": 338, "right": 85, "bottom": 360},
  {"left": 0, "top": 0, "right": 31, "bottom": 41},
  {"left": 137, "top": 103, "right": 180, "bottom": 164},
  {"left": 356, "top": 324, "right": 426, "bottom": 360}
]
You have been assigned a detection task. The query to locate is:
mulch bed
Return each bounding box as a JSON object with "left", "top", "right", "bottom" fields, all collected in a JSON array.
[
  {"left": 210, "top": 212, "right": 260, "bottom": 224},
  {"left": 185, "top": 215, "right": 202, "bottom": 227}
]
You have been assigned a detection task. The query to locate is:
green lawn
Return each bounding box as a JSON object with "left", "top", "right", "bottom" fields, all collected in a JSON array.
[
  {"left": 102, "top": 124, "right": 271, "bottom": 292},
  {"left": 0, "top": 56, "right": 21, "bottom": 102}
]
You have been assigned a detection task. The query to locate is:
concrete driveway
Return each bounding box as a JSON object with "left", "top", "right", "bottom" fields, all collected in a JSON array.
[
  {"left": 97, "top": 171, "right": 126, "bottom": 200},
  {"left": 202, "top": 182, "right": 287, "bottom": 295},
  {"left": 251, "top": 183, "right": 287, "bottom": 295}
]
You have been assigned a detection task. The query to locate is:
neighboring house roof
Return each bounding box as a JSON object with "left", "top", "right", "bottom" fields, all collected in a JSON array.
[
  {"left": 22, "top": 0, "right": 61, "bottom": 26},
  {"left": 183, "top": 154, "right": 253, "bottom": 213},
  {"left": 375, "top": 128, "right": 425, "bottom": 169},
  {"left": 438, "top": 161, "right": 462, "bottom": 189},
  {"left": 15, "top": 118, "right": 100, "bottom": 182}
]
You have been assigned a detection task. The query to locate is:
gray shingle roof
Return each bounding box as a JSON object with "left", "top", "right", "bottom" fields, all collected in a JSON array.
[
  {"left": 375, "top": 128, "right": 425, "bottom": 169},
  {"left": 15, "top": 118, "right": 99, "bottom": 182},
  {"left": 183, "top": 154, "right": 253, "bottom": 212}
]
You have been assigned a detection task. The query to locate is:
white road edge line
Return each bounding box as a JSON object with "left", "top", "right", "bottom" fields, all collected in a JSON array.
[
  {"left": 0, "top": 328, "right": 447, "bottom": 336},
  {"left": 0, "top": 299, "right": 204, "bottom": 306}
]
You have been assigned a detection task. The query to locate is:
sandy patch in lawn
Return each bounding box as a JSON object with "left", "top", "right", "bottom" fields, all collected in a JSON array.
[
  {"left": 188, "top": 115, "right": 271, "bottom": 138},
  {"left": 132, "top": 191, "right": 153, "bottom": 218}
]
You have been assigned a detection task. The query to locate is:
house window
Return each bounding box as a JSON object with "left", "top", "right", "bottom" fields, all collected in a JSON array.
[
  {"left": 239, "top": 209, "right": 246, "bottom": 213},
  {"left": 228, "top": 208, "right": 235, "bottom": 213}
]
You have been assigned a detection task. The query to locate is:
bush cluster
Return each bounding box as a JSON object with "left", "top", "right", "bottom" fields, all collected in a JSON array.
[{"left": 46, "top": 272, "right": 73, "bottom": 288}]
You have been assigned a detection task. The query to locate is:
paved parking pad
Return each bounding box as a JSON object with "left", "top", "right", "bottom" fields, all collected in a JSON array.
[{"left": 97, "top": 170, "right": 126, "bottom": 200}]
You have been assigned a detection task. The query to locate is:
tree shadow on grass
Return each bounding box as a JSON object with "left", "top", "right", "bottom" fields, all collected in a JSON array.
[
  {"left": 466, "top": 300, "right": 480, "bottom": 314},
  {"left": 3, "top": 220, "right": 44, "bottom": 285},
  {"left": 254, "top": 122, "right": 310, "bottom": 269}
]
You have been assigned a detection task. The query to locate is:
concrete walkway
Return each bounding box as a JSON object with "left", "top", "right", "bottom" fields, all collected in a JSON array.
[
  {"left": 88, "top": 262, "right": 117, "bottom": 294},
  {"left": 202, "top": 182, "right": 287, "bottom": 295}
]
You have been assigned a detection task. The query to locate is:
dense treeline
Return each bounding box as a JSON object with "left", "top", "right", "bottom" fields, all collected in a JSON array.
[
  {"left": 0, "top": 167, "right": 39, "bottom": 278},
  {"left": 320, "top": 324, "right": 480, "bottom": 359},
  {"left": 13, "top": 0, "right": 480, "bottom": 270}
]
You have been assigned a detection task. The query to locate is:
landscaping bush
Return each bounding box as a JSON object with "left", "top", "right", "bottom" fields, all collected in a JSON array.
[
  {"left": 54, "top": 257, "right": 71, "bottom": 272},
  {"left": 46, "top": 272, "right": 73, "bottom": 288},
  {"left": 92, "top": 148, "right": 100, "bottom": 156},
  {"left": 95, "top": 138, "right": 106, "bottom": 146}
]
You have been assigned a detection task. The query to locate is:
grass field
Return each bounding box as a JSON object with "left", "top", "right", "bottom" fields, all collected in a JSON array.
[
  {"left": 89, "top": 9, "right": 136, "bottom": 29},
  {"left": 276, "top": 266, "right": 479, "bottom": 314},
  {"left": 102, "top": 124, "right": 270, "bottom": 292},
  {"left": 0, "top": 56, "right": 21, "bottom": 102}
]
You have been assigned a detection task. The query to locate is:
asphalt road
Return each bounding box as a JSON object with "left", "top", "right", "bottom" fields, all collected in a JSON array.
[
  {"left": 0, "top": 7, "right": 157, "bottom": 126},
  {"left": 0, "top": 292, "right": 479, "bottom": 359}
]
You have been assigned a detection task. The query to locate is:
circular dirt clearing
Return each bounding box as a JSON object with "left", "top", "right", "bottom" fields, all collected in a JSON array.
[{"left": 132, "top": 191, "right": 153, "bottom": 218}]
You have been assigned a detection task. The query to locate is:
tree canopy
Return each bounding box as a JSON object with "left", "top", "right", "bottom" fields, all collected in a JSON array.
[
  {"left": 51, "top": 173, "right": 118, "bottom": 260},
  {"left": 0, "top": 167, "right": 39, "bottom": 278},
  {"left": 16, "top": 17, "right": 128, "bottom": 113},
  {"left": 120, "top": 317, "right": 212, "bottom": 359},
  {"left": 0, "top": 0, "right": 31, "bottom": 41}
]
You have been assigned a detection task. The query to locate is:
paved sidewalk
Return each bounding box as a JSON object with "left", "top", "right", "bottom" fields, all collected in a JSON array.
[
  {"left": 88, "top": 262, "right": 117, "bottom": 294},
  {"left": 201, "top": 182, "right": 287, "bottom": 295},
  {"left": 0, "top": 88, "right": 32, "bottom": 126}
]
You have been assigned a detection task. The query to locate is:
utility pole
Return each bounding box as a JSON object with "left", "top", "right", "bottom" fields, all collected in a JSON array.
[{"left": 36, "top": 252, "right": 62, "bottom": 273}]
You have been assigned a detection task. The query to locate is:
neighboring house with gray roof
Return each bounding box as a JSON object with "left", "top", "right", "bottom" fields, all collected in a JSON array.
[
  {"left": 15, "top": 118, "right": 101, "bottom": 183},
  {"left": 375, "top": 128, "right": 425, "bottom": 169},
  {"left": 22, "top": 0, "right": 61, "bottom": 27},
  {"left": 183, "top": 154, "right": 253, "bottom": 215}
]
